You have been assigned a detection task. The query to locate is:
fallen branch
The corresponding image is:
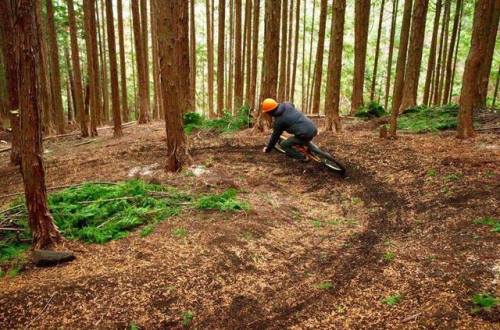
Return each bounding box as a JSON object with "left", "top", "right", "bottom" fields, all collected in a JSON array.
[
  {"left": 0, "top": 204, "right": 23, "bottom": 214},
  {"left": 72, "top": 139, "right": 96, "bottom": 147},
  {"left": 475, "top": 126, "right": 500, "bottom": 131},
  {"left": 24, "top": 293, "right": 56, "bottom": 330},
  {"left": 0, "top": 227, "right": 21, "bottom": 231},
  {"left": 77, "top": 196, "right": 138, "bottom": 204},
  {"left": 402, "top": 313, "right": 422, "bottom": 323}
]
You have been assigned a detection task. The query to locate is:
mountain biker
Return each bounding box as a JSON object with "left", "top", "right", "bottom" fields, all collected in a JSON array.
[{"left": 261, "top": 98, "right": 318, "bottom": 161}]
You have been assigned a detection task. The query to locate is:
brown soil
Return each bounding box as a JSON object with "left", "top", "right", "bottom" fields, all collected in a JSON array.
[{"left": 0, "top": 121, "right": 499, "bottom": 329}]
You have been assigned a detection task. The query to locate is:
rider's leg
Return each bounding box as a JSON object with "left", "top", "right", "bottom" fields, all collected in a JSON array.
[{"left": 280, "top": 136, "right": 307, "bottom": 160}]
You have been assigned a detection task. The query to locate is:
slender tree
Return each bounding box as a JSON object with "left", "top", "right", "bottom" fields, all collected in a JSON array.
[
  {"left": 423, "top": 0, "right": 442, "bottom": 105},
  {"left": 151, "top": 0, "right": 162, "bottom": 119},
  {"left": 97, "top": 0, "right": 109, "bottom": 123},
  {"left": 117, "top": 0, "right": 129, "bottom": 122},
  {"left": 493, "top": 65, "right": 500, "bottom": 108},
  {"left": 449, "top": 0, "right": 463, "bottom": 103},
  {"left": 370, "top": 0, "right": 386, "bottom": 101},
  {"left": 290, "top": 0, "right": 301, "bottom": 101},
  {"left": 157, "top": 0, "right": 189, "bottom": 171},
  {"left": 442, "top": 0, "right": 462, "bottom": 104},
  {"left": 255, "top": 0, "right": 281, "bottom": 129},
  {"left": 310, "top": 0, "right": 328, "bottom": 115},
  {"left": 351, "top": 0, "right": 371, "bottom": 114},
  {"left": 432, "top": 0, "right": 449, "bottom": 105},
  {"left": 234, "top": 0, "right": 244, "bottom": 109},
  {"left": 105, "top": 0, "right": 122, "bottom": 137},
  {"left": 285, "top": 0, "right": 294, "bottom": 100},
  {"left": 132, "top": 0, "right": 150, "bottom": 123},
  {"left": 140, "top": 0, "right": 150, "bottom": 110},
  {"left": 206, "top": 0, "right": 215, "bottom": 117},
  {"left": 324, "top": 0, "right": 346, "bottom": 132},
  {"left": 277, "top": 0, "right": 289, "bottom": 101},
  {"left": 399, "top": 0, "right": 429, "bottom": 112},
  {"left": 83, "top": 0, "right": 100, "bottom": 136},
  {"left": 16, "top": 0, "right": 64, "bottom": 249},
  {"left": 305, "top": 0, "right": 317, "bottom": 113},
  {"left": 389, "top": 0, "right": 413, "bottom": 135},
  {"left": 226, "top": 0, "right": 234, "bottom": 112},
  {"left": 248, "top": 0, "right": 260, "bottom": 109},
  {"left": 46, "top": 0, "right": 65, "bottom": 134},
  {"left": 189, "top": 0, "right": 197, "bottom": 111},
  {"left": 244, "top": 0, "right": 253, "bottom": 105},
  {"left": 67, "top": 0, "right": 89, "bottom": 137},
  {"left": 0, "top": 0, "right": 20, "bottom": 164},
  {"left": 384, "top": 0, "right": 399, "bottom": 110},
  {"left": 437, "top": 0, "right": 451, "bottom": 105},
  {"left": 217, "top": 0, "right": 227, "bottom": 115},
  {"left": 458, "top": 0, "right": 496, "bottom": 138}
]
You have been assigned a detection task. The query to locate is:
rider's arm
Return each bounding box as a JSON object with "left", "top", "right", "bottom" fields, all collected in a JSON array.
[{"left": 265, "top": 124, "right": 285, "bottom": 152}]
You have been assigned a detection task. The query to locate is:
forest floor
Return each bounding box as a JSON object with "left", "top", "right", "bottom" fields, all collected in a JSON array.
[{"left": 0, "top": 120, "right": 498, "bottom": 329}]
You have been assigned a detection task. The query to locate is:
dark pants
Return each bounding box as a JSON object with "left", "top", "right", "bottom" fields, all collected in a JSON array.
[{"left": 280, "top": 135, "right": 314, "bottom": 160}]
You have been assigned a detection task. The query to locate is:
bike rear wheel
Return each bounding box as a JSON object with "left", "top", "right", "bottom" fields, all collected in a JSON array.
[{"left": 311, "top": 149, "right": 346, "bottom": 176}]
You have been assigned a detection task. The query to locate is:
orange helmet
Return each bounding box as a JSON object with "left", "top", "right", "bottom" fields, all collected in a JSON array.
[{"left": 261, "top": 98, "right": 279, "bottom": 113}]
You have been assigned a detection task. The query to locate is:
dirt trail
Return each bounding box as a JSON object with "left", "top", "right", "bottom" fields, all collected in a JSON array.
[{"left": 0, "top": 122, "right": 499, "bottom": 329}]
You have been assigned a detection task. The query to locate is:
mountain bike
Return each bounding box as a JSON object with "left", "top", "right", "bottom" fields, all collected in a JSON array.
[{"left": 274, "top": 135, "right": 346, "bottom": 175}]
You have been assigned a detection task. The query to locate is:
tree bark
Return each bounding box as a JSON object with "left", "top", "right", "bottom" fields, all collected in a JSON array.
[
  {"left": 442, "top": 0, "right": 462, "bottom": 105},
  {"left": 132, "top": 0, "right": 150, "bottom": 123},
  {"left": 226, "top": 0, "right": 234, "bottom": 112},
  {"left": 67, "top": 0, "right": 89, "bottom": 137},
  {"left": 384, "top": 0, "right": 399, "bottom": 110},
  {"left": 290, "top": 0, "right": 301, "bottom": 101},
  {"left": 310, "top": 0, "right": 328, "bottom": 115},
  {"left": 432, "top": 0, "right": 449, "bottom": 105},
  {"left": 437, "top": 0, "right": 451, "bottom": 105},
  {"left": 255, "top": 0, "right": 281, "bottom": 130},
  {"left": 140, "top": 0, "right": 150, "bottom": 111},
  {"left": 277, "top": 0, "right": 288, "bottom": 101},
  {"left": 370, "top": 0, "right": 386, "bottom": 101},
  {"left": 244, "top": 0, "right": 253, "bottom": 106},
  {"left": 248, "top": 0, "right": 260, "bottom": 110},
  {"left": 189, "top": 0, "right": 197, "bottom": 111},
  {"left": 423, "top": 0, "right": 442, "bottom": 106},
  {"left": 16, "top": 0, "right": 63, "bottom": 249},
  {"left": 325, "top": 0, "right": 346, "bottom": 132},
  {"left": 83, "top": 0, "right": 100, "bottom": 136},
  {"left": 157, "top": 0, "right": 189, "bottom": 172},
  {"left": 399, "top": 0, "right": 429, "bottom": 113},
  {"left": 449, "top": 1, "right": 463, "bottom": 104},
  {"left": 217, "top": 0, "right": 227, "bottom": 115},
  {"left": 151, "top": 0, "right": 162, "bottom": 119},
  {"left": 457, "top": 0, "right": 495, "bottom": 138},
  {"left": 46, "top": 0, "right": 65, "bottom": 134},
  {"left": 305, "top": 0, "right": 317, "bottom": 113},
  {"left": 389, "top": 0, "right": 412, "bottom": 135},
  {"left": 492, "top": 65, "right": 500, "bottom": 108},
  {"left": 351, "top": 0, "right": 371, "bottom": 114},
  {"left": 0, "top": 0, "right": 21, "bottom": 165},
  {"left": 97, "top": 0, "right": 109, "bottom": 124},
  {"left": 105, "top": 0, "right": 122, "bottom": 137},
  {"left": 285, "top": 0, "right": 294, "bottom": 100},
  {"left": 117, "top": 0, "right": 129, "bottom": 123},
  {"left": 65, "top": 46, "right": 74, "bottom": 123},
  {"left": 233, "top": 0, "right": 244, "bottom": 109},
  {"left": 205, "top": 0, "right": 215, "bottom": 117}
]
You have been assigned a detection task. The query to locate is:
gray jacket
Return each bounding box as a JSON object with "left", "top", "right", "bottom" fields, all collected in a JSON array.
[{"left": 265, "top": 102, "right": 317, "bottom": 152}]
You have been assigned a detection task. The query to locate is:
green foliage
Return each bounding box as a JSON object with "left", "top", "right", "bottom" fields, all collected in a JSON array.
[
  {"left": 183, "top": 106, "right": 252, "bottom": 134},
  {"left": 426, "top": 169, "right": 437, "bottom": 177},
  {"left": 181, "top": 311, "right": 194, "bottom": 327},
  {"left": 383, "top": 252, "right": 396, "bottom": 262},
  {"left": 129, "top": 323, "right": 139, "bottom": 330},
  {"left": 398, "top": 104, "right": 460, "bottom": 133},
  {"left": 444, "top": 173, "right": 462, "bottom": 182},
  {"left": 195, "top": 189, "right": 250, "bottom": 212},
  {"left": 383, "top": 294, "right": 402, "bottom": 306},
  {"left": 474, "top": 217, "right": 500, "bottom": 233},
  {"left": 471, "top": 293, "right": 498, "bottom": 312},
  {"left": 315, "top": 281, "right": 333, "bottom": 290},
  {"left": 140, "top": 224, "right": 156, "bottom": 237},
  {"left": 172, "top": 227, "right": 188, "bottom": 238},
  {"left": 355, "top": 101, "right": 387, "bottom": 119}
]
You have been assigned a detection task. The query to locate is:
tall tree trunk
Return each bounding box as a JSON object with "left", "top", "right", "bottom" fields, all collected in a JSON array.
[
  {"left": 442, "top": 0, "right": 462, "bottom": 104},
  {"left": 492, "top": 65, "right": 500, "bottom": 108},
  {"left": 206, "top": 0, "right": 215, "bottom": 117},
  {"left": 140, "top": 0, "right": 150, "bottom": 111},
  {"left": 384, "top": 0, "right": 399, "bottom": 111},
  {"left": 46, "top": 0, "right": 65, "bottom": 134},
  {"left": 305, "top": 0, "right": 316, "bottom": 113},
  {"left": 449, "top": 1, "right": 463, "bottom": 103},
  {"left": 65, "top": 46, "right": 74, "bottom": 123},
  {"left": 310, "top": 0, "right": 328, "bottom": 115},
  {"left": 399, "top": 0, "right": 429, "bottom": 113},
  {"left": 432, "top": 0, "right": 449, "bottom": 105},
  {"left": 97, "top": 0, "right": 109, "bottom": 123},
  {"left": 105, "top": 0, "right": 122, "bottom": 137},
  {"left": 129, "top": 0, "right": 137, "bottom": 117},
  {"left": 325, "top": 0, "right": 346, "bottom": 132},
  {"left": 437, "top": 0, "right": 451, "bottom": 105},
  {"left": 290, "top": 0, "right": 301, "bottom": 101},
  {"left": 35, "top": 0, "right": 54, "bottom": 135},
  {"left": 83, "top": 0, "right": 100, "bottom": 136},
  {"left": 370, "top": 0, "right": 386, "bottom": 101},
  {"left": 67, "top": 0, "right": 89, "bottom": 137},
  {"left": 151, "top": 0, "right": 161, "bottom": 119},
  {"left": 132, "top": 0, "right": 150, "bottom": 123},
  {"left": 477, "top": 0, "right": 500, "bottom": 108},
  {"left": 234, "top": 0, "right": 244, "bottom": 109},
  {"left": 285, "top": 0, "right": 294, "bottom": 100},
  {"left": 117, "top": 0, "right": 129, "bottom": 122},
  {"left": 351, "top": 0, "right": 371, "bottom": 114},
  {"left": 389, "top": 0, "right": 412, "bottom": 135},
  {"left": 217, "top": 0, "right": 227, "bottom": 115},
  {"left": 0, "top": 0, "right": 20, "bottom": 164},
  {"left": 458, "top": 0, "right": 496, "bottom": 138},
  {"left": 226, "top": 0, "right": 234, "bottom": 112},
  {"left": 17, "top": 0, "right": 63, "bottom": 249},
  {"left": 189, "top": 0, "right": 197, "bottom": 111},
  {"left": 157, "top": 0, "right": 189, "bottom": 171},
  {"left": 249, "top": 0, "right": 260, "bottom": 110},
  {"left": 277, "top": 0, "right": 288, "bottom": 101},
  {"left": 244, "top": 0, "right": 253, "bottom": 106},
  {"left": 255, "top": 0, "right": 281, "bottom": 130},
  {"left": 301, "top": 0, "right": 307, "bottom": 110},
  {"left": 423, "top": 0, "right": 442, "bottom": 106}
]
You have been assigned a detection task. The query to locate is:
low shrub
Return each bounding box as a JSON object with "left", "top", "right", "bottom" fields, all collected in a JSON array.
[
  {"left": 355, "top": 101, "right": 387, "bottom": 119},
  {"left": 398, "top": 104, "right": 460, "bottom": 133},
  {"left": 183, "top": 106, "right": 252, "bottom": 134}
]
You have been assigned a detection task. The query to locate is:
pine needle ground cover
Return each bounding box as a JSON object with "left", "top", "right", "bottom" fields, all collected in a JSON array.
[{"left": 0, "top": 181, "right": 249, "bottom": 273}]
